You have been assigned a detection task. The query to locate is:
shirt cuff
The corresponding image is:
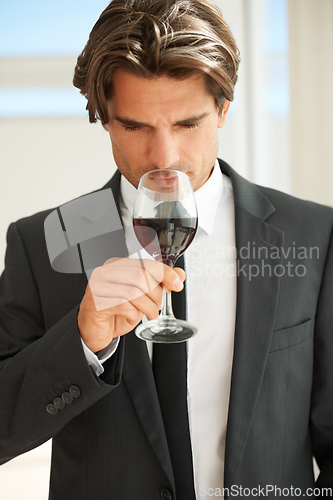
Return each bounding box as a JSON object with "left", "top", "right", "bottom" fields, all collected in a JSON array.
[{"left": 81, "top": 337, "right": 120, "bottom": 377}]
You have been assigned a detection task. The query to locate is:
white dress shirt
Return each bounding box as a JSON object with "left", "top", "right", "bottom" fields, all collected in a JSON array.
[
  {"left": 83, "top": 161, "right": 237, "bottom": 498},
  {"left": 186, "top": 164, "right": 236, "bottom": 498}
]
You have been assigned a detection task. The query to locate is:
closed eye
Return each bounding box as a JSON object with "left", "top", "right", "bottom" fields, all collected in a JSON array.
[
  {"left": 115, "top": 116, "right": 146, "bottom": 132},
  {"left": 175, "top": 114, "right": 209, "bottom": 130},
  {"left": 124, "top": 125, "right": 142, "bottom": 132},
  {"left": 123, "top": 123, "right": 198, "bottom": 132},
  {"left": 180, "top": 123, "right": 199, "bottom": 130},
  {"left": 116, "top": 111, "right": 209, "bottom": 132}
]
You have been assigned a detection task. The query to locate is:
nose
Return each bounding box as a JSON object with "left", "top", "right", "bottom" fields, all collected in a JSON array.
[{"left": 147, "top": 130, "right": 180, "bottom": 170}]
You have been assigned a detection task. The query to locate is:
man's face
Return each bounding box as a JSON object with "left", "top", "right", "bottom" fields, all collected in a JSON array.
[{"left": 103, "top": 69, "right": 229, "bottom": 190}]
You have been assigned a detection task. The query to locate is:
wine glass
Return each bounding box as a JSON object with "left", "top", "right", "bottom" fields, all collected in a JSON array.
[{"left": 133, "top": 169, "right": 198, "bottom": 343}]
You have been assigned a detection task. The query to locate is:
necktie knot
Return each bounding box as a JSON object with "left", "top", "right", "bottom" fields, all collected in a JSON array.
[{"left": 155, "top": 201, "right": 190, "bottom": 218}]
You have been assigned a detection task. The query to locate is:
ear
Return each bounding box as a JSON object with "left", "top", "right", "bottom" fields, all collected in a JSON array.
[
  {"left": 217, "top": 100, "right": 230, "bottom": 129},
  {"left": 102, "top": 123, "right": 109, "bottom": 132}
]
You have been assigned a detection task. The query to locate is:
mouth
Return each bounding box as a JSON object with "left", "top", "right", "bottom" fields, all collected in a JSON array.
[
  {"left": 147, "top": 170, "right": 180, "bottom": 188},
  {"left": 149, "top": 174, "right": 178, "bottom": 188}
]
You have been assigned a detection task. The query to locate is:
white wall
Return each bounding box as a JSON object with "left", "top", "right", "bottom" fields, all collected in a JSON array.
[{"left": 288, "top": 0, "right": 333, "bottom": 206}]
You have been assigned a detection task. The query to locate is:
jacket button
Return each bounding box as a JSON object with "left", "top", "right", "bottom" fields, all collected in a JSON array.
[
  {"left": 46, "top": 403, "right": 58, "bottom": 415},
  {"left": 161, "top": 489, "right": 172, "bottom": 500},
  {"left": 69, "top": 385, "right": 81, "bottom": 399},
  {"left": 62, "top": 391, "right": 73, "bottom": 405},
  {"left": 54, "top": 397, "right": 65, "bottom": 410}
]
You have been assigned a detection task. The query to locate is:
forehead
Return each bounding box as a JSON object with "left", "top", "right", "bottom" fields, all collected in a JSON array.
[{"left": 108, "top": 69, "right": 215, "bottom": 121}]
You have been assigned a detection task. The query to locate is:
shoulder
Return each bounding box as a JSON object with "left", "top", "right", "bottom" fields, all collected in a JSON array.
[
  {"left": 252, "top": 183, "right": 333, "bottom": 263},
  {"left": 13, "top": 171, "right": 121, "bottom": 242},
  {"left": 218, "top": 158, "right": 333, "bottom": 226},
  {"left": 10, "top": 208, "right": 54, "bottom": 259},
  {"left": 257, "top": 183, "right": 333, "bottom": 228}
]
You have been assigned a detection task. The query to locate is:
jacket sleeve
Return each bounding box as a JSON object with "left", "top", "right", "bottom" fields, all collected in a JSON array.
[
  {"left": 311, "top": 227, "right": 333, "bottom": 488},
  {"left": 0, "top": 222, "right": 124, "bottom": 465}
]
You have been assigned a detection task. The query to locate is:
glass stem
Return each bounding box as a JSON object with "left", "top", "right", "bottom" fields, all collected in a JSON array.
[{"left": 160, "top": 289, "right": 175, "bottom": 318}]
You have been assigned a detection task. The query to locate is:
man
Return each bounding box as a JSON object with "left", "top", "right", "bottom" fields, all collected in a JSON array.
[{"left": 0, "top": 1, "right": 333, "bottom": 499}]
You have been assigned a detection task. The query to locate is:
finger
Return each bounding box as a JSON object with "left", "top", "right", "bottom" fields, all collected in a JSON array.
[
  {"left": 89, "top": 263, "right": 163, "bottom": 302},
  {"left": 93, "top": 298, "right": 144, "bottom": 325},
  {"left": 94, "top": 258, "right": 184, "bottom": 294},
  {"left": 173, "top": 267, "right": 186, "bottom": 283},
  {"left": 94, "top": 259, "right": 162, "bottom": 294},
  {"left": 94, "top": 292, "right": 160, "bottom": 322},
  {"left": 128, "top": 292, "right": 161, "bottom": 321},
  {"left": 143, "top": 259, "right": 184, "bottom": 291},
  {"left": 89, "top": 282, "right": 162, "bottom": 313}
]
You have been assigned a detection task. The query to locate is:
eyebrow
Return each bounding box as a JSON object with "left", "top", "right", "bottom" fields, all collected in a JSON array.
[
  {"left": 174, "top": 112, "right": 210, "bottom": 126},
  {"left": 114, "top": 112, "right": 210, "bottom": 128},
  {"left": 114, "top": 116, "right": 147, "bottom": 128}
]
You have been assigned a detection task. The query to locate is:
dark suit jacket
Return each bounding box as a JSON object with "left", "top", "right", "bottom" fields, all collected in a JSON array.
[{"left": 0, "top": 160, "right": 333, "bottom": 499}]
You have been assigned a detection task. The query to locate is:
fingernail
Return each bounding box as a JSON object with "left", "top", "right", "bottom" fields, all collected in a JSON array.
[{"left": 174, "top": 278, "right": 184, "bottom": 291}]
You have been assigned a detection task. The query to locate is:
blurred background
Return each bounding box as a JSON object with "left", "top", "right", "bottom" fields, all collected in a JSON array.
[{"left": 0, "top": 0, "right": 332, "bottom": 498}]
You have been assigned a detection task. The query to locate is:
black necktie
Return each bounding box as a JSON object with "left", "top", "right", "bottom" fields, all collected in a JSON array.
[{"left": 152, "top": 255, "right": 196, "bottom": 500}]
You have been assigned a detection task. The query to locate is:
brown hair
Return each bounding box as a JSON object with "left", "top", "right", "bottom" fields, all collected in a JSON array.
[{"left": 73, "top": 0, "right": 240, "bottom": 124}]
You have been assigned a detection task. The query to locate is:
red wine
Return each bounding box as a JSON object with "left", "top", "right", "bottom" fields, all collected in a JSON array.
[{"left": 133, "top": 217, "right": 197, "bottom": 266}]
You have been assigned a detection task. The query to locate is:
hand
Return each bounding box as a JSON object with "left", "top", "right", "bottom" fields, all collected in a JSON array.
[{"left": 78, "top": 258, "right": 185, "bottom": 353}]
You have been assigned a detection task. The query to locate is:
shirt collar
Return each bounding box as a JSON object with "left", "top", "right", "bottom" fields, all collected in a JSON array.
[
  {"left": 193, "top": 160, "right": 223, "bottom": 235},
  {"left": 120, "top": 172, "right": 137, "bottom": 218},
  {"left": 120, "top": 160, "right": 223, "bottom": 236}
]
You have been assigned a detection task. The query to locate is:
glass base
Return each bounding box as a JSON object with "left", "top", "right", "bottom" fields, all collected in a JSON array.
[{"left": 135, "top": 317, "right": 197, "bottom": 343}]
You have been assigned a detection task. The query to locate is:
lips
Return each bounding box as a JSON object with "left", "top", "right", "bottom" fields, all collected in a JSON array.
[
  {"left": 150, "top": 175, "right": 178, "bottom": 188},
  {"left": 147, "top": 170, "right": 180, "bottom": 188}
]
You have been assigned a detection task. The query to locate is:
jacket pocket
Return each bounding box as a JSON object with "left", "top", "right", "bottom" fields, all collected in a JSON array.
[{"left": 269, "top": 318, "right": 314, "bottom": 353}]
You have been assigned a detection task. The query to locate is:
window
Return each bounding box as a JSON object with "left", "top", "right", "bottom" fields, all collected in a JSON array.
[{"left": 0, "top": 0, "right": 109, "bottom": 118}]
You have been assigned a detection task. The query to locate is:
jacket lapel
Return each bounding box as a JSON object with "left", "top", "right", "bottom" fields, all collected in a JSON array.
[{"left": 219, "top": 161, "right": 284, "bottom": 485}]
